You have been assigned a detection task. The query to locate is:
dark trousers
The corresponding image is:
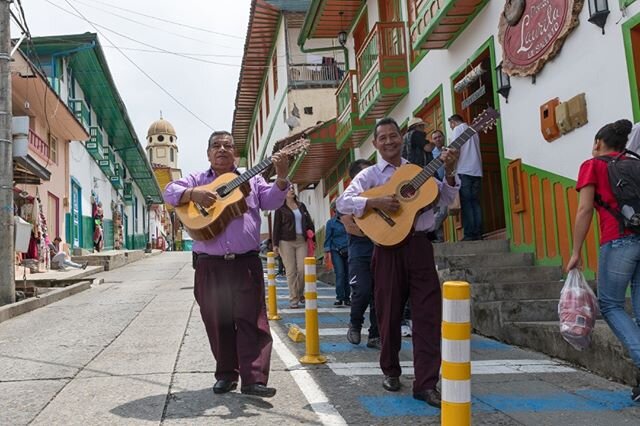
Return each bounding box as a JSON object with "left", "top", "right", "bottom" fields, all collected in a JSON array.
[
  {"left": 194, "top": 255, "right": 272, "bottom": 385},
  {"left": 460, "top": 174, "right": 483, "bottom": 240},
  {"left": 372, "top": 234, "right": 442, "bottom": 393},
  {"left": 349, "top": 256, "right": 379, "bottom": 338},
  {"left": 332, "top": 249, "right": 350, "bottom": 302}
]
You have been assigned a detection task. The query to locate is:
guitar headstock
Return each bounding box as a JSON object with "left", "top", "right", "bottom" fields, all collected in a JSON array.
[
  {"left": 471, "top": 107, "right": 500, "bottom": 134},
  {"left": 279, "top": 138, "right": 310, "bottom": 157}
]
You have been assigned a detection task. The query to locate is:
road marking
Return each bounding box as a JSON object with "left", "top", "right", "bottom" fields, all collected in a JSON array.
[
  {"left": 271, "top": 329, "right": 347, "bottom": 426},
  {"left": 327, "top": 359, "right": 576, "bottom": 376},
  {"left": 278, "top": 295, "right": 335, "bottom": 300},
  {"left": 300, "top": 328, "right": 370, "bottom": 336},
  {"left": 279, "top": 308, "right": 360, "bottom": 314}
]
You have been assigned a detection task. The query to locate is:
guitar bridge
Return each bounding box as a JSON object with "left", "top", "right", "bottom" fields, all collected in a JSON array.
[{"left": 373, "top": 208, "right": 396, "bottom": 226}]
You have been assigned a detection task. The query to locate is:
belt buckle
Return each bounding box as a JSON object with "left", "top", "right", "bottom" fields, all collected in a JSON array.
[{"left": 224, "top": 253, "right": 236, "bottom": 261}]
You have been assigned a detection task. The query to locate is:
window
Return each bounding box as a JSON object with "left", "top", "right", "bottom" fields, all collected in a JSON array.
[
  {"left": 49, "top": 136, "right": 58, "bottom": 164},
  {"left": 170, "top": 148, "right": 174, "bottom": 162},
  {"left": 304, "top": 106, "right": 313, "bottom": 115},
  {"left": 158, "top": 135, "right": 165, "bottom": 142},
  {"left": 272, "top": 50, "right": 278, "bottom": 94}
]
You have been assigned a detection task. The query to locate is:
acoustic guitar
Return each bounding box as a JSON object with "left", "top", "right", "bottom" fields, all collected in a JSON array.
[
  {"left": 176, "top": 139, "right": 309, "bottom": 241},
  {"left": 354, "top": 108, "right": 500, "bottom": 247}
]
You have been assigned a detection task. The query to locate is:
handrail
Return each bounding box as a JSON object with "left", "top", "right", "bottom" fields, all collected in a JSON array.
[
  {"left": 288, "top": 62, "right": 346, "bottom": 83},
  {"left": 356, "top": 22, "right": 406, "bottom": 84},
  {"left": 336, "top": 71, "right": 355, "bottom": 116}
]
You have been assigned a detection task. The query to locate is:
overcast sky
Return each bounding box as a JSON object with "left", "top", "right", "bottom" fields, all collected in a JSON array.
[{"left": 14, "top": 0, "right": 251, "bottom": 176}]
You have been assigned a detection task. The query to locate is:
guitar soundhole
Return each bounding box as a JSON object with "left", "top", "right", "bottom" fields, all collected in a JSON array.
[{"left": 399, "top": 183, "right": 417, "bottom": 200}]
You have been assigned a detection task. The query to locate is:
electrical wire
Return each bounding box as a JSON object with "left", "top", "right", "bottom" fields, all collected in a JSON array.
[
  {"left": 46, "top": 1, "right": 281, "bottom": 69},
  {"left": 61, "top": 0, "right": 216, "bottom": 130},
  {"left": 68, "top": 0, "right": 219, "bottom": 45},
  {"left": 76, "top": 0, "right": 245, "bottom": 40}
]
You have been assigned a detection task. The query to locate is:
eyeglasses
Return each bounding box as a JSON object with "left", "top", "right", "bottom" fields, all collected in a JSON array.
[{"left": 209, "top": 144, "right": 234, "bottom": 151}]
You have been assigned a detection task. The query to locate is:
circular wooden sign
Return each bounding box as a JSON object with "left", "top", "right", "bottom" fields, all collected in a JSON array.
[{"left": 498, "top": 0, "right": 584, "bottom": 76}]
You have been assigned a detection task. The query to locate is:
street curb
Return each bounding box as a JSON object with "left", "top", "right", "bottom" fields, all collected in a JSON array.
[{"left": 0, "top": 280, "right": 92, "bottom": 325}]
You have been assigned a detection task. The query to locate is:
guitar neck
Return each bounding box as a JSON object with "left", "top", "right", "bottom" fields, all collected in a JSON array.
[
  {"left": 219, "top": 158, "right": 273, "bottom": 195},
  {"left": 410, "top": 126, "right": 477, "bottom": 188}
]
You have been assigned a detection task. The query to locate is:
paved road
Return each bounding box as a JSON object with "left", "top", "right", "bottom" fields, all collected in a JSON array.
[{"left": 1, "top": 251, "right": 639, "bottom": 425}]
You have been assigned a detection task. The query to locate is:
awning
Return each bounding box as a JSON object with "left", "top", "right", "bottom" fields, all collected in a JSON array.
[
  {"left": 13, "top": 155, "right": 52, "bottom": 185},
  {"left": 270, "top": 119, "right": 344, "bottom": 186},
  {"left": 299, "top": 0, "right": 364, "bottom": 42}
]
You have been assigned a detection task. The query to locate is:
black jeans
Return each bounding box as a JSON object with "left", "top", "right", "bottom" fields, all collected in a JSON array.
[{"left": 349, "top": 256, "right": 379, "bottom": 338}]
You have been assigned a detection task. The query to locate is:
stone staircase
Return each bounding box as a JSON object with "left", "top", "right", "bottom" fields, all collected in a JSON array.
[{"left": 435, "top": 240, "right": 637, "bottom": 385}]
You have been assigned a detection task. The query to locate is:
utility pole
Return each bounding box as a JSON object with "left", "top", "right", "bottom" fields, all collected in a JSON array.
[{"left": 0, "top": 0, "right": 15, "bottom": 305}]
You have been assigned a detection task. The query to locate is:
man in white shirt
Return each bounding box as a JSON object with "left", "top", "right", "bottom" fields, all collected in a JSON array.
[{"left": 449, "top": 114, "right": 483, "bottom": 240}]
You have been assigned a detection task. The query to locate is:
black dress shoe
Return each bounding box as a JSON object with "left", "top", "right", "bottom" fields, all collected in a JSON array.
[
  {"left": 213, "top": 379, "right": 238, "bottom": 394},
  {"left": 413, "top": 388, "right": 442, "bottom": 408},
  {"left": 347, "top": 324, "right": 361, "bottom": 345},
  {"left": 382, "top": 376, "right": 401, "bottom": 392},
  {"left": 334, "top": 300, "right": 343, "bottom": 306},
  {"left": 344, "top": 300, "right": 351, "bottom": 306},
  {"left": 241, "top": 383, "right": 276, "bottom": 398}
]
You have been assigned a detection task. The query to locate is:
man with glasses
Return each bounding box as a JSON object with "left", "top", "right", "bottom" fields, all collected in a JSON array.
[{"left": 164, "top": 131, "right": 290, "bottom": 398}]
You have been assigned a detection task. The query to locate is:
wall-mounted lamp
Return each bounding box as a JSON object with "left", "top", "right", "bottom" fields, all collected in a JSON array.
[
  {"left": 588, "top": 0, "right": 609, "bottom": 35},
  {"left": 496, "top": 62, "right": 511, "bottom": 103},
  {"left": 338, "top": 11, "right": 347, "bottom": 47}
]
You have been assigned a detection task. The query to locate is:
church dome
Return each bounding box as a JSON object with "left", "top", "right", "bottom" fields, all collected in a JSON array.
[{"left": 147, "top": 118, "right": 176, "bottom": 138}]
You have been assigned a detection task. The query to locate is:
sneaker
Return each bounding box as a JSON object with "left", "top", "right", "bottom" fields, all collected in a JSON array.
[
  {"left": 632, "top": 386, "right": 640, "bottom": 402},
  {"left": 366, "top": 337, "right": 381, "bottom": 349},
  {"left": 300, "top": 296, "right": 305, "bottom": 303},
  {"left": 334, "top": 300, "right": 343, "bottom": 306},
  {"left": 344, "top": 300, "right": 351, "bottom": 306},
  {"left": 82, "top": 262, "right": 88, "bottom": 270},
  {"left": 289, "top": 303, "right": 299, "bottom": 309},
  {"left": 401, "top": 325, "right": 412, "bottom": 337},
  {"left": 347, "top": 324, "right": 361, "bottom": 345}
]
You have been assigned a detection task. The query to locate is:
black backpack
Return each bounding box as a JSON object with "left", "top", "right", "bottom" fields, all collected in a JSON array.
[{"left": 595, "top": 150, "right": 640, "bottom": 234}]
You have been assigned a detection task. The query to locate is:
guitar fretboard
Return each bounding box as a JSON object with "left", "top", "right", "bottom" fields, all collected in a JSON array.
[
  {"left": 408, "top": 127, "right": 477, "bottom": 189},
  {"left": 217, "top": 158, "right": 272, "bottom": 196}
]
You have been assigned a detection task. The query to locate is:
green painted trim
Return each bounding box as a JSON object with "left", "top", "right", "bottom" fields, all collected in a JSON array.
[
  {"left": 257, "top": 91, "right": 288, "bottom": 162},
  {"left": 622, "top": 12, "right": 640, "bottom": 122},
  {"left": 410, "top": 49, "right": 429, "bottom": 71},
  {"left": 243, "top": 15, "right": 283, "bottom": 158},
  {"left": 411, "top": 0, "right": 490, "bottom": 51},
  {"left": 449, "top": 36, "right": 512, "bottom": 243},
  {"left": 412, "top": 84, "right": 443, "bottom": 118},
  {"left": 298, "top": 0, "right": 324, "bottom": 46},
  {"left": 621, "top": 0, "right": 638, "bottom": 9}
]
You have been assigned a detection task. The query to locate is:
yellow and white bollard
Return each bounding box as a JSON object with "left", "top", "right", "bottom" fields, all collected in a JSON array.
[
  {"left": 299, "top": 257, "right": 326, "bottom": 364},
  {"left": 266, "top": 252, "right": 281, "bottom": 320},
  {"left": 441, "top": 281, "right": 471, "bottom": 426}
]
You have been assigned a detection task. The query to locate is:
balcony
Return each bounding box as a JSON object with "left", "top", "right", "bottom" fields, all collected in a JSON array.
[
  {"left": 69, "top": 98, "right": 90, "bottom": 129},
  {"left": 123, "top": 181, "right": 133, "bottom": 205},
  {"left": 410, "top": 0, "right": 489, "bottom": 50},
  {"left": 99, "top": 146, "right": 115, "bottom": 177},
  {"left": 86, "top": 127, "right": 104, "bottom": 161},
  {"left": 29, "top": 129, "right": 49, "bottom": 160},
  {"left": 288, "top": 62, "right": 346, "bottom": 89},
  {"left": 336, "top": 71, "right": 374, "bottom": 149},
  {"left": 110, "top": 163, "right": 123, "bottom": 189},
  {"left": 356, "top": 22, "right": 409, "bottom": 120}
]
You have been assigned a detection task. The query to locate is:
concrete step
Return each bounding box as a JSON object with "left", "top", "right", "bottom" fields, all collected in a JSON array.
[
  {"left": 499, "top": 320, "right": 637, "bottom": 385},
  {"left": 436, "top": 252, "right": 534, "bottom": 270},
  {"left": 454, "top": 265, "right": 563, "bottom": 284},
  {"left": 433, "top": 239, "right": 510, "bottom": 256},
  {"left": 471, "top": 279, "right": 598, "bottom": 302}
]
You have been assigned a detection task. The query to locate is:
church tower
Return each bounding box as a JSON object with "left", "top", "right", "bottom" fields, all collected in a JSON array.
[{"left": 146, "top": 117, "right": 178, "bottom": 168}]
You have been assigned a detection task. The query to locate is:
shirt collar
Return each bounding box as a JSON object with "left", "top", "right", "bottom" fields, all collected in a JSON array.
[
  {"left": 376, "top": 157, "right": 407, "bottom": 172},
  {"left": 207, "top": 167, "right": 240, "bottom": 178}
]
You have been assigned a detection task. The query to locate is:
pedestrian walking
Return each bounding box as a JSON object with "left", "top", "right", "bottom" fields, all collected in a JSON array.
[
  {"left": 163, "top": 130, "right": 291, "bottom": 398},
  {"left": 449, "top": 114, "right": 483, "bottom": 241},
  {"left": 342, "top": 159, "right": 381, "bottom": 349},
  {"left": 324, "top": 206, "right": 350, "bottom": 306},
  {"left": 273, "top": 187, "right": 315, "bottom": 309},
  {"left": 567, "top": 119, "right": 640, "bottom": 401},
  {"left": 337, "top": 118, "right": 460, "bottom": 408}
]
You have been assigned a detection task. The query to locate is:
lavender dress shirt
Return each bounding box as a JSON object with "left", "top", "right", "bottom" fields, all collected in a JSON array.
[
  {"left": 163, "top": 169, "right": 288, "bottom": 255},
  {"left": 336, "top": 158, "right": 460, "bottom": 232}
]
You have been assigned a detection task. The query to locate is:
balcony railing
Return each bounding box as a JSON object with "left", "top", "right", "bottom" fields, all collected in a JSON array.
[
  {"left": 99, "top": 146, "right": 116, "bottom": 177},
  {"left": 335, "top": 71, "right": 373, "bottom": 149},
  {"left": 356, "top": 22, "right": 409, "bottom": 119},
  {"left": 288, "top": 62, "right": 346, "bottom": 87},
  {"left": 86, "top": 127, "right": 105, "bottom": 161},
  {"left": 69, "top": 99, "right": 90, "bottom": 129},
  {"left": 29, "top": 129, "right": 49, "bottom": 160}
]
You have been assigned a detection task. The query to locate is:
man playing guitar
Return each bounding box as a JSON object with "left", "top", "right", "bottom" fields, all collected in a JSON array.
[{"left": 164, "top": 131, "right": 290, "bottom": 398}]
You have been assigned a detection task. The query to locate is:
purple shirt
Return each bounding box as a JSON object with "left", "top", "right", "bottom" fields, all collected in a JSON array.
[
  {"left": 164, "top": 169, "right": 288, "bottom": 255},
  {"left": 336, "top": 158, "right": 460, "bottom": 232}
]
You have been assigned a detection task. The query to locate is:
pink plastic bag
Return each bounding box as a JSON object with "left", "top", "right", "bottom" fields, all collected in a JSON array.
[{"left": 558, "top": 269, "right": 599, "bottom": 351}]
